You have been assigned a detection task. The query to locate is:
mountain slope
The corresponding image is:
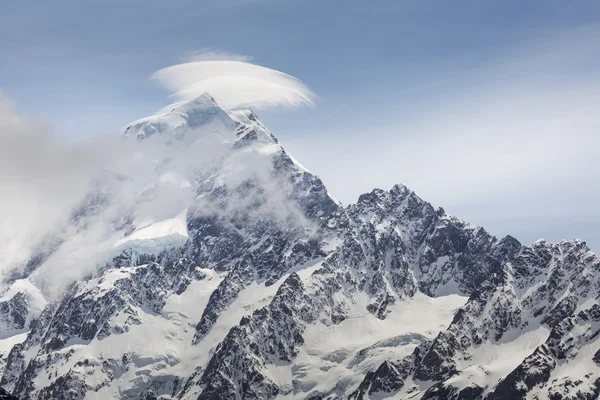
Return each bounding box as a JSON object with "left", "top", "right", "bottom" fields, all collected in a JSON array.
[{"left": 0, "top": 94, "right": 598, "bottom": 400}]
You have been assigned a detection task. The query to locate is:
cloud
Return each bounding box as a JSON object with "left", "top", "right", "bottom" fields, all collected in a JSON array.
[
  {"left": 0, "top": 87, "right": 316, "bottom": 299},
  {"left": 0, "top": 92, "right": 164, "bottom": 289},
  {"left": 0, "top": 93, "right": 105, "bottom": 278},
  {"left": 152, "top": 52, "right": 315, "bottom": 111}
]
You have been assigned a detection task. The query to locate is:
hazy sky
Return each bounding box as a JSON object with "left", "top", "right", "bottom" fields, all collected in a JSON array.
[{"left": 1, "top": 0, "right": 599, "bottom": 251}]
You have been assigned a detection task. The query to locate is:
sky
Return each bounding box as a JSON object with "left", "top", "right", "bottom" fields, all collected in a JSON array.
[{"left": 1, "top": 0, "right": 600, "bottom": 251}]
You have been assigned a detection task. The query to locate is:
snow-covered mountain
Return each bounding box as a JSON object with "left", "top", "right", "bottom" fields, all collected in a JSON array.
[{"left": 0, "top": 94, "right": 598, "bottom": 400}]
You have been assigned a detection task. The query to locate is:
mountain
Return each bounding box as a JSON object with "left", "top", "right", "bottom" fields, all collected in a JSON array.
[{"left": 0, "top": 94, "right": 598, "bottom": 400}]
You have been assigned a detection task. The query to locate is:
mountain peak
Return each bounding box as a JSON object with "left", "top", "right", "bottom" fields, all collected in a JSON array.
[
  {"left": 173, "top": 92, "right": 218, "bottom": 112},
  {"left": 123, "top": 92, "right": 235, "bottom": 141}
]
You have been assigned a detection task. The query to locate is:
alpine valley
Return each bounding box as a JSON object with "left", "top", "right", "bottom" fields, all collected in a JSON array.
[{"left": 0, "top": 94, "right": 598, "bottom": 400}]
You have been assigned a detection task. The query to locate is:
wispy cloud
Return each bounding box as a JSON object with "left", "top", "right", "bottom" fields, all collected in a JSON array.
[
  {"left": 153, "top": 52, "right": 315, "bottom": 111},
  {"left": 0, "top": 83, "right": 316, "bottom": 296},
  {"left": 0, "top": 93, "right": 104, "bottom": 276}
]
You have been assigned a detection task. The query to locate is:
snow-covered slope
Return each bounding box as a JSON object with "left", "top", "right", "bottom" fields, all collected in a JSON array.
[{"left": 0, "top": 94, "right": 598, "bottom": 400}]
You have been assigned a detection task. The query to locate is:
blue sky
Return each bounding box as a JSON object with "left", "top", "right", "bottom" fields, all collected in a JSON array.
[{"left": 2, "top": 0, "right": 600, "bottom": 250}]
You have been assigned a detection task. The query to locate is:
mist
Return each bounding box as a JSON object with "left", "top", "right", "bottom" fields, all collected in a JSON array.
[
  {"left": 0, "top": 90, "right": 317, "bottom": 299},
  {"left": 0, "top": 93, "right": 106, "bottom": 277}
]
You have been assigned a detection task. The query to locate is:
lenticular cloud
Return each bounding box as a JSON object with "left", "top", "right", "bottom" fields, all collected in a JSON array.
[{"left": 153, "top": 53, "right": 315, "bottom": 110}]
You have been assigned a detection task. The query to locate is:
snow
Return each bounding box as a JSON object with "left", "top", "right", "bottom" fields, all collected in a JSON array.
[
  {"left": 0, "top": 330, "right": 29, "bottom": 378},
  {"left": 291, "top": 292, "right": 468, "bottom": 398},
  {"left": 0, "top": 278, "right": 47, "bottom": 310},
  {"left": 432, "top": 277, "right": 462, "bottom": 297},
  {"left": 90, "top": 265, "right": 144, "bottom": 296},
  {"left": 529, "top": 316, "right": 600, "bottom": 399},
  {"left": 0, "top": 331, "right": 28, "bottom": 354},
  {"left": 576, "top": 297, "right": 598, "bottom": 314},
  {"left": 124, "top": 93, "right": 236, "bottom": 142},
  {"left": 450, "top": 325, "right": 550, "bottom": 396},
  {"left": 286, "top": 152, "right": 310, "bottom": 173},
  {"left": 114, "top": 210, "right": 189, "bottom": 247},
  {"left": 0, "top": 279, "right": 47, "bottom": 340},
  {"left": 30, "top": 268, "right": 224, "bottom": 399},
  {"left": 26, "top": 259, "right": 325, "bottom": 399}
]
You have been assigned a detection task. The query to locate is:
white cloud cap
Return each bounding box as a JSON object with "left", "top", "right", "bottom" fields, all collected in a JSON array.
[{"left": 153, "top": 53, "right": 315, "bottom": 110}]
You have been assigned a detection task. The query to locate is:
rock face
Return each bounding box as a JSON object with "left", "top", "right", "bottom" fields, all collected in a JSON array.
[
  {"left": 0, "top": 386, "right": 18, "bottom": 400},
  {"left": 0, "top": 293, "right": 28, "bottom": 337},
  {"left": 350, "top": 238, "right": 600, "bottom": 400},
  {"left": 0, "top": 94, "right": 598, "bottom": 400}
]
